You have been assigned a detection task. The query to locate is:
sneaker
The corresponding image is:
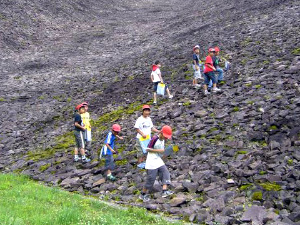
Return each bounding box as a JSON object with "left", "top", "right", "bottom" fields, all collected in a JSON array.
[
  {"left": 162, "top": 190, "right": 174, "bottom": 198},
  {"left": 193, "top": 84, "right": 201, "bottom": 89},
  {"left": 204, "top": 90, "right": 210, "bottom": 95},
  {"left": 82, "top": 157, "right": 91, "bottom": 163},
  {"left": 139, "top": 194, "right": 150, "bottom": 202},
  {"left": 169, "top": 95, "right": 173, "bottom": 99},
  {"left": 107, "top": 174, "right": 116, "bottom": 181},
  {"left": 74, "top": 156, "right": 79, "bottom": 162},
  {"left": 153, "top": 101, "right": 157, "bottom": 105},
  {"left": 212, "top": 87, "right": 221, "bottom": 93}
]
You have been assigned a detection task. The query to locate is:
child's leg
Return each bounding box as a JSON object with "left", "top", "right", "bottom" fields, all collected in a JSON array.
[
  {"left": 143, "top": 169, "right": 158, "bottom": 193},
  {"left": 158, "top": 165, "right": 171, "bottom": 190},
  {"left": 153, "top": 92, "right": 157, "bottom": 103},
  {"left": 74, "top": 147, "right": 78, "bottom": 155},
  {"left": 166, "top": 87, "right": 172, "bottom": 97}
]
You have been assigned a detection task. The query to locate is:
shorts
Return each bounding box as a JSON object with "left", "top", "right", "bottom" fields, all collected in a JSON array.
[
  {"left": 104, "top": 154, "right": 115, "bottom": 170},
  {"left": 192, "top": 65, "right": 202, "bottom": 79},
  {"left": 74, "top": 130, "right": 85, "bottom": 149},
  {"left": 145, "top": 165, "right": 171, "bottom": 190},
  {"left": 135, "top": 139, "right": 146, "bottom": 158},
  {"left": 203, "top": 72, "right": 216, "bottom": 85},
  {"left": 153, "top": 82, "right": 168, "bottom": 92},
  {"left": 84, "top": 130, "right": 92, "bottom": 142}
]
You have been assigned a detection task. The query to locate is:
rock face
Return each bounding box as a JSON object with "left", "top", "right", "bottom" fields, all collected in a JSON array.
[{"left": 1, "top": 0, "right": 300, "bottom": 224}]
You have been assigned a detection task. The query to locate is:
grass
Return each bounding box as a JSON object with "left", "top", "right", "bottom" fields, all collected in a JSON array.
[
  {"left": 0, "top": 174, "right": 181, "bottom": 225},
  {"left": 27, "top": 131, "right": 74, "bottom": 162}
]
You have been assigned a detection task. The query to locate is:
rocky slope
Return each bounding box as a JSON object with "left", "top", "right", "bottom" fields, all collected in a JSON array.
[{"left": 1, "top": 0, "right": 300, "bottom": 224}]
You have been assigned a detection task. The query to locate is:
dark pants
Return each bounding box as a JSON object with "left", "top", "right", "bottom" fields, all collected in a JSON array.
[{"left": 145, "top": 165, "right": 171, "bottom": 190}]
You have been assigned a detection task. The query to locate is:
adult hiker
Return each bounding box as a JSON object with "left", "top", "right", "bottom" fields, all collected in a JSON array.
[
  {"left": 151, "top": 60, "right": 173, "bottom": 105},
  {"left": 134, "top": 105, "right": 160, "bottom": 169},
  {"left": 74, "top": 104, "right": 91, "bottom": 163},
  {"left": 192, "top": 45, "right": 203, "bottom": 88},
  {"left": 81, "top": 102, "right": 92, "bottom": 155},
  {"left": 139, "top": 125, "right": 174, "bottom": 202},
  {"left": 203, "top": 48, "right": 221, "bottom": 95},
  {"left": 100, "top": 124, "right": 124, "bottom": 181}
]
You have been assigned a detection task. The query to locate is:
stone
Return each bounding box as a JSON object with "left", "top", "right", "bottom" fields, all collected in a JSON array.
[
  {"left": 241, "top": 206, "right": 267, "bottom": 224},
  {"left": 170, "top": 197, "right": 187, "bottom": 207},
  {"left": 92, "top": 178, "right": 106, "bottom": 187}
]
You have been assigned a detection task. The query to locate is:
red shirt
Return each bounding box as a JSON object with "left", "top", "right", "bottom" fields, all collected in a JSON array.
[{"left": 204, "top": 55, "right": 214, "bottom": 73}]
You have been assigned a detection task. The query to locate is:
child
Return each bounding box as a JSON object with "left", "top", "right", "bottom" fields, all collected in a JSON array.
[
  {"left": 214, "top": 46, "right": 230, "bottom": 84},
  {"left": 81, "top": 102, "right": 92, "bottom": 154},
  {"left": 203, "top": 48, "right": 221, "bottom": 95},
  {"left": 192, "top": 45, "right": 202, "bottom": 87},
  {"left": 139, "top": 125, "right": 174, "bottom": 202},
  {"left": 151, "top": 60, "right": 173, "bottom": 105},
  {"left": 102, "top": 124, "right": 123, "bottom": 181},
  {"left": 74, "top": 104, "right": 90, "bottom": 163},
  {"left": 134, "top": 105, "right": 160, "bottom": 168}
]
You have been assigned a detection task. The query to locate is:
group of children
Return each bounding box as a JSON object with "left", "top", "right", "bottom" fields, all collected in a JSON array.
[
  {"left": 192, "top": 45, "right": 230, "bottom": 95},
  {"left": 72, "top": 47, "right": 230, "bottom": 201},
  {"left": 73, "top": 103, "right": 173, "bottom": 201}
]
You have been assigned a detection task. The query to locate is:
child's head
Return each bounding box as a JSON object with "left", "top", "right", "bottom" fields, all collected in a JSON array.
[
  {"left": 154, "top": 60, "right": 161, "bottom": 68},
  {"left": 160, "top": 125, "right": 172, "bottom": 140},
  {"left": 82, "top": 102, "right": 89, "bottom": 111},
  {"left": 142, "top": 105, "right": 151, "bottom": 117},
  {"left": 214, "top": 46, "right": 220, "bottom": 55},
  {"left": 112, "top": 124, "right": 121, "bottom": 135},
  {"left": 78, "top": 106, "right": 86, "bottom": 114},
  {"left": 193, "top": 45, "right": 200, "bottom": 54},
  {"left": 208, "top": 48, "right": 216, "bottom": 56}
]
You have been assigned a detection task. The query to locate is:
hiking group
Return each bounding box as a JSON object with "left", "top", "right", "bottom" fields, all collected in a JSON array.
[{"left": 72, "top": 45, "right": 231, "bottom": 201}]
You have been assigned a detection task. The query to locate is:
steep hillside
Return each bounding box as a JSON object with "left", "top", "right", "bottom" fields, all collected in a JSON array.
[{"left": 0, "top": 0, "right": 300, "bottom": 224}]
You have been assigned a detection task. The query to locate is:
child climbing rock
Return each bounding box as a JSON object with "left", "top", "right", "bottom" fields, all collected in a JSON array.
[
  {"left": 101, "top": 124, "right": 124, "bottom": 181},
  {"left": 151, "top": 60, "right": 173, "bottom": 105},
  {"left": 139, "top": 125, "right": 174, "bottom": 202},
  {"left": 74, "top": 104, "right": 90, "bottom": 163},
  {"left": 203, "top": 48, "right": 221, "bottom": 95},
  {"left": 134, "top": 105, "right": 160, "bottom": 169},
  {"left": 214, "top": 46, "right": 230, "bottom": 84},
  {"left": 192, "top": 45, "right": 202, "bottom": 88}
]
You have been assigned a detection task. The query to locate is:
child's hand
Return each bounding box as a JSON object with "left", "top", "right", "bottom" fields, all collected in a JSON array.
[
  {"left": 142, "top": 134, "right": 147, "bottom": 139},
  {"left": 119, "top": 136, "right": 124, "bottom": 140},
  {"left": 196, "top": 65, "right": 200, "bottom": 71}
]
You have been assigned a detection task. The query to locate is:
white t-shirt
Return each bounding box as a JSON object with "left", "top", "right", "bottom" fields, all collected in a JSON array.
[
  {"left": 145, "top": 138, "right": 165, "bottom": 169},
  {"left": 151, "top": 68, "right": 161, "bottom": 82},
  {"left": 134, "top": 116, "right": 154, "bottom": 139}
]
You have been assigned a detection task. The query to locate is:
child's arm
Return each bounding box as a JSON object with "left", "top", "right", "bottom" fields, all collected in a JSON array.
[
  {"left": 150, "top": 72, "right": 154, "bottom": 82},
  {"left": 75, "top": 122, "right": 85, "bottom": 130},
  {"left": 151, "top": 127, "right": 160, "bottom": 134},
  {"left": 158, "top": 71, "right": 164, "bottom": 83},
  {"left": 105, "top": 143, "right": 116, "bottom": 153},
  {"left": 115, "top": 135, "right": 124, "bottom": 140},
  {"left": 193, "top": 60, "right": 199, "bottom": 70},
  {"left": 136, "top": 128, "right": 147, "bottom": 139},
  {"left": 146, "top": 148, "right": 164, "bottom": 153},
  {"left": 206, "top": 64, "right": 216, "bottom": 71}
]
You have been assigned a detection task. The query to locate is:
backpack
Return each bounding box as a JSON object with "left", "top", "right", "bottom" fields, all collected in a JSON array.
[{"left": 147, "top": 135, "right": 159, "bottom": 149}]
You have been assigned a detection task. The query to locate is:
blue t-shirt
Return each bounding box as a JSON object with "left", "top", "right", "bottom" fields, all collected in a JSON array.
[
  {"left": 103, "top": 131, "right": 116, "bottom": 155},
  {"left": 192, "top": 53, "right": 200, "bottom": 65}
]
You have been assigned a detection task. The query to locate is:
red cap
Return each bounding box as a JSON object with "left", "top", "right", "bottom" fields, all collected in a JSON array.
[
  {"left": 82, "top": 101, "right": 89, "bottom": 106},
  {"left": 209, "top": 48, "right": 216, "bottom": 52},
  {"left": 112, "top": 124, "right": 121, "bottom": 132},
  {"left": 142, "top": 105, "right": 151, "bottom": 110},
  {"left": 75, "top": 104, "right": 84, "bottom": 110},
  {"left": 215, "top": 47, "right": 220, "bottom": 52},
  {"left": 161, "top": 125, "right": 172, "bottom": 139}
]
